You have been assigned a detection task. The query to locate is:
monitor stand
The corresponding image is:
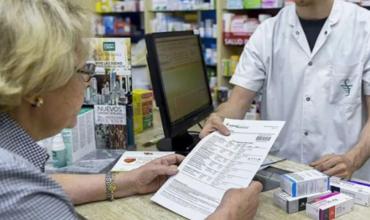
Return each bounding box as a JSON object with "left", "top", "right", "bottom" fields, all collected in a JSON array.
[{"left": 157, "top": 132, "right": 200, "bottom": 155}]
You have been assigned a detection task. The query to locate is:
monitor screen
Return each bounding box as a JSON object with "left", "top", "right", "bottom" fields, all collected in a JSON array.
[
  {"left": 154, "top": 35, "right": 210, "bottom": 123},
  {"left": 146, "top": 31, "right": 213, "bottom": 145}
]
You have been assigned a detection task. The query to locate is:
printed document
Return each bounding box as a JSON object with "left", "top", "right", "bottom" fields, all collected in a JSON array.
[{"left": 151, "top": 119, "right": 285, "bottom": 219}]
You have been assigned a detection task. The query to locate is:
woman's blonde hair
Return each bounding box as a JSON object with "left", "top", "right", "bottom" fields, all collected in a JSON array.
[{"left": 0, "top": 0, "right": 93, "bottom": 112}]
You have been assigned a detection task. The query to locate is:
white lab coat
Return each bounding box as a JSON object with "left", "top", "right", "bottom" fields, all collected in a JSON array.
[{"left": 230, "top": 0, "right": 370, "bottom": 180}]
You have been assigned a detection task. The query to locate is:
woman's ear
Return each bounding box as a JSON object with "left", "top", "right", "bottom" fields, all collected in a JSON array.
[{"left": 23, "top": 95, "right": 44, "bottom": 108}]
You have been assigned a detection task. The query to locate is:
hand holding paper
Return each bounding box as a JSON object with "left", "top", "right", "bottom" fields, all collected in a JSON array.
[
  {"left": 152, "top": 119, "right": 285, "bottom": 219},
  {"left": 126, "top": 154, "right": 185, "bottom": 195}
]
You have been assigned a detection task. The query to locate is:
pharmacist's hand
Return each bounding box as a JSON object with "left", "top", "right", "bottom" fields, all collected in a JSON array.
[
  {"left": 129, "top": 154, "right": 185, "bottom": 194},
  {"left": 310, "top": 154, "right": 355, "bottom": 179},
  {"left": 200, "top": 113, "right": 230, "bottom": 139},
  {"left": 207, "top": 181, "right": 262, "bottom": 220}
]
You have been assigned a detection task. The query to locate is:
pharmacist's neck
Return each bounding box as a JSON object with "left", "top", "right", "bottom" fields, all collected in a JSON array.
[{"left": 296, "top": 0, "right": 334, "bottom": 20}]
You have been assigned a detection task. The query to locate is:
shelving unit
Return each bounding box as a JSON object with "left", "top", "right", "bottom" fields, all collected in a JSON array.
[
  {"left": 216, "top": 0, "right": 281, "bottom": 89},
  {"left": 94, "top": 1, "right": 145, "bottom": 43},
  {"left": 94, "top": 0, "right": 370, "bottom": 90},
  {"left": 143, "top": 0, "right": 218, "bottom": 80},
  {"left": 143, "top": 1, "right": 215, "bottom": 33},
  {"left": 216, "top": 1, "right": 370, "bottom": 90}
]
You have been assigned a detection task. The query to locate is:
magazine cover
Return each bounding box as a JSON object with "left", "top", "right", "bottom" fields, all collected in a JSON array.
[{"left": 85, "top": 38, "right": 134, "bottom": 149}]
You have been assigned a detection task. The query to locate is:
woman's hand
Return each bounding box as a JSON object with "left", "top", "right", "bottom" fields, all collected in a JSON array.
[
  {"left": 127, "top": 154, "right": 185, "bottom": 195},
  {"left": 207, "top": 181, "right": 263, "bottom": 220}
]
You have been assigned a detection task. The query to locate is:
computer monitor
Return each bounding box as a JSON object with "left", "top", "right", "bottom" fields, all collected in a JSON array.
[{"left": 146, "top": 31, "right": 214, "bottom": 154}]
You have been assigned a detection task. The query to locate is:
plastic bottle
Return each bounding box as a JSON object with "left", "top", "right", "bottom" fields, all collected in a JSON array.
[{"left": 51, "top": 134, "right": 67, "bottom": 168}]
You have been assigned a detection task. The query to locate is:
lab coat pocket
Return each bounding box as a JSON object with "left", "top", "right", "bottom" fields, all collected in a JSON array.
[{"left": 329, "top": 63, "right": 362, "bottom": 105}]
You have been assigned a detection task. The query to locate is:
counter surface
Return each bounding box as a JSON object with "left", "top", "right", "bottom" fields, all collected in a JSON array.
[{"left": 76, "top": 112, "right": 370, "bottom": 220}]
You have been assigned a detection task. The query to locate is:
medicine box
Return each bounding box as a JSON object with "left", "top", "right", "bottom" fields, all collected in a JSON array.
[
  {"left": 306, "top": 192, "right": 354, "bottom": 220},
  {"left": 133, "top": 89, "right": 153, "bottom": 134},
  {"left": 61, "top": 108, "right": 96, "bottom": 165},
  {"left": 243, "top": 0, "right": 261, "bottom": 8},
  {"left": 280, "top": 170, "right": 330, "bottom": 197},
  {"left": 330, "top": 177, "right": 370, "bottom": 206},
  {"left": 273, "top": 190, "right": 331, "bottom": 214}
]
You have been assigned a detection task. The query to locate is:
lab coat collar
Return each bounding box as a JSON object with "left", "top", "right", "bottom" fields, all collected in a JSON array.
[{"left": 288, "top": 0, "right": 342, "bottom": 28}]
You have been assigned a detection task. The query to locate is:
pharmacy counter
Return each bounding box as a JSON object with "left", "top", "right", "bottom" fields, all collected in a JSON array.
[
  {"left": 75, "top": 112, "right": 370, "bottom": 219},
  {"left": 75, "top": 154, "right": 370, "bottom": 220}
]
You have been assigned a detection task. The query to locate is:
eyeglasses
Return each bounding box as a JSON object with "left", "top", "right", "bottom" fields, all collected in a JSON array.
[{"left": 77, "top": 62, "right": 96, "bottom": 83}]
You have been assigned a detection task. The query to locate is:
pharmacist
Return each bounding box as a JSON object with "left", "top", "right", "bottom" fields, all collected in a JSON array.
[{"left": 201, "top": 0, "right": 370, "bottom": 181}]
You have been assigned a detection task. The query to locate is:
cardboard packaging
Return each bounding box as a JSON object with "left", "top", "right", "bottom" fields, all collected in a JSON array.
[
  {"left": 306, "top": 193, "right": 354, "bottom": 220},
  {"left": 280, "top": 170, "right": 330, "bottom": 197},
  {"left": 273, "top": 190, "right": 331, "bottom": 214},
  {"left": 330, "top": 177, "right": 370, "bottom": 206},
  {"left": 133, "top": 89, "right": 153, "bottom": 134}
]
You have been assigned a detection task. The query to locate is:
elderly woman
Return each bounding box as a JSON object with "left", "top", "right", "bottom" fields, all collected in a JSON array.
[{"left": 0, "top": 1, "right": 261, "bottom": 219}]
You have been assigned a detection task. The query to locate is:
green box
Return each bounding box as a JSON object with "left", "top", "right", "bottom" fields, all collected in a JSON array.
[
  {"left": 143, "top": 113, "right": 153, "bottom": 129},
  {"left": 244, "top": 0, "right": 261, "bottom": 8}
]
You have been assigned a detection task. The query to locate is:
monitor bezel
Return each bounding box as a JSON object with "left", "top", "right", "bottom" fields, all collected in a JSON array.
[{"left": 146, "top": 31, "right": 214, "bottom": 138}]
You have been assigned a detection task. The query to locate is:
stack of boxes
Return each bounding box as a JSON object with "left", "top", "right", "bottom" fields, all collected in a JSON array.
[
  {"left": 306, "top": 193, "right": 354, "bottom": 220},
  {"left": 274, "top": 170, "right": 332, "bottom": 215},
  {"left": 273, "top": 170, "right": 357, "bottom": 220},
  {"left": 95, "top": 0, "right": 143, "bottom": 13},
  {"left": 133, "top": 89, "right": 153, "bottom": 134},
  {"left": 330, "top": 177, "right": 370, "bottom": 207},
  {"left": 151, "top": 0, "right": 215, "bottom": 11},
  {"left": 226, "top": 0, "right": 284, "bottom": 9}
]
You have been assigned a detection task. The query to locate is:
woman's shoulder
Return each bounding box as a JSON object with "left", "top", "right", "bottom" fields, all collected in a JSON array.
[
  {"left": 0, "top": 147, "right": 54, "bottom": 193},
  {"left": 0, "top": 147, "right": 34, "bottom": 169},
  {"left": 0, "top": 148, "right": 77, "bottom": 219}
]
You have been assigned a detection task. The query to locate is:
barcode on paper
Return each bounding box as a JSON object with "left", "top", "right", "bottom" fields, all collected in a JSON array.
[{"left": 256, "top": 136, "right": 272, "bottom": 142}]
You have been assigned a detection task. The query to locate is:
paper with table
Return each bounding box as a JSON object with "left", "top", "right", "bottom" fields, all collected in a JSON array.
[{"left": 151, "top": 119, "right": 285, "bottom": 220}]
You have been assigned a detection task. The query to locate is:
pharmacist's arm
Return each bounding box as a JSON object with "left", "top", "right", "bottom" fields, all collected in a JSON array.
[
  {"left": 215, "top": 86, "right": 256, "bottom": 120},
  {"left": 51, "top": 154, "right": 184, "bottom": 205},
  {"left": 311, "top": 96, "right": 370, "bottom": 178},
  {"left": 200, "top": 23, "right": 268, "bottom": 139},
  {"left": 199, "top": 86, "right": 256, "bottom": 138}
]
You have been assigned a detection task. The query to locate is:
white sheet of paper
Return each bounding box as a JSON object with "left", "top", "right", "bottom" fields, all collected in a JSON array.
[
  {"left": 111, "top": 151, "right": 174, "bottom": 172},
  {"left": 151, "top": 119, "right": 285, "bottom": 220}
]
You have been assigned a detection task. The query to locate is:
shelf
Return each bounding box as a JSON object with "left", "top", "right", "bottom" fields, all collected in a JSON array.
[
  {"left": 150, "top": 9, "right": 215, "bottom": 13},
  {"left": 96, "top": 11, "right": 144, "bottom": 15},
  {"left": 95, "top": 32, "right": 144, "bottom": 43},
  {"left": 206, "top": 64, "right": 217, "bottom": 68},
  {"left": 96, "top": 33, "right": 143, "bottom": 37},
  {"left": 224, "top": 7, "right": 282, "bottom": 11},
  {"left": 200, "top": 37, "right": 217, "bottom": 41},
  {"left": 224, "top": 43, "right": 247, "bottom": 47},
  {"left": 132, "top": 64, "right": 147, "bottom": 68}
]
